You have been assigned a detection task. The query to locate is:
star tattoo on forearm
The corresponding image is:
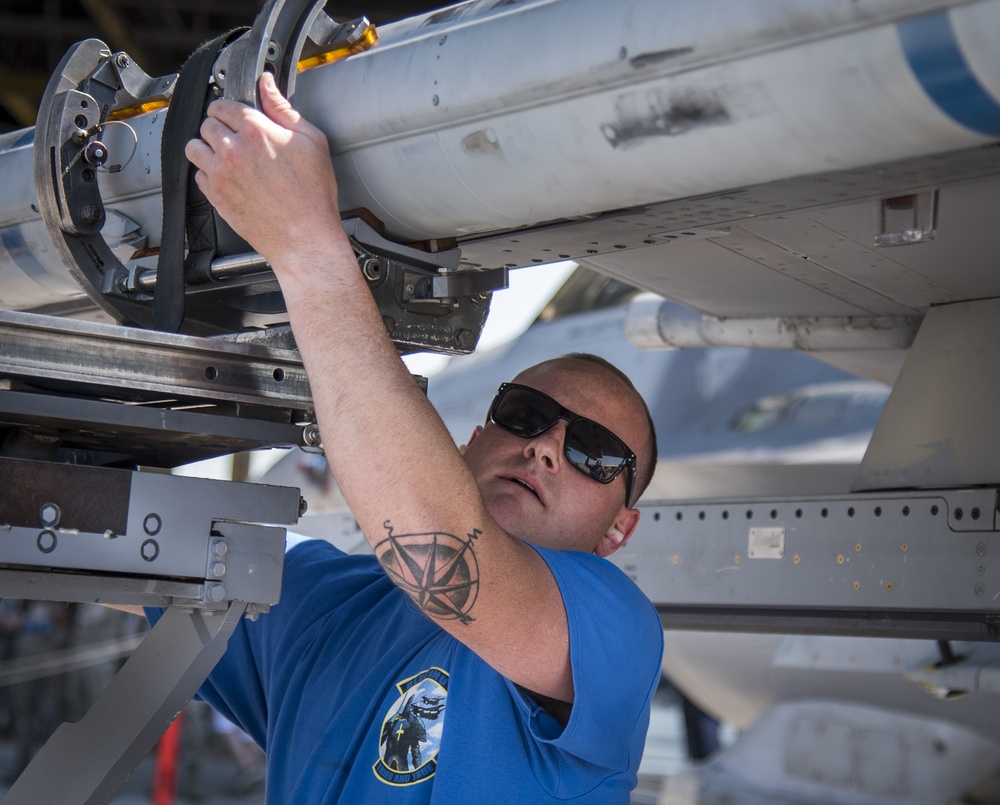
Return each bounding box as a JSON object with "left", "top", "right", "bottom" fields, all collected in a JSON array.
[{"left": 376, "top": 521, "right": 481, "bottom": 624}]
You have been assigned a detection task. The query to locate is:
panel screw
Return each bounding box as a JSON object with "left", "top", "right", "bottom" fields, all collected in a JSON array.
[
  {"left": 144, "top": 513, "right": 162, "bottom": 536},
  {"left": 39, "top": 503, "right": 60, "bottom": 528},
  {"left": 37, "top": 530, "right": 57, "bottom": 554}
]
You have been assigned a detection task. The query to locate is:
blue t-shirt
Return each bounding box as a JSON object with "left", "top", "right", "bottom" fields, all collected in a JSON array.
[{"left": 152, "top": 537, "right": 662, "bottom": 802}]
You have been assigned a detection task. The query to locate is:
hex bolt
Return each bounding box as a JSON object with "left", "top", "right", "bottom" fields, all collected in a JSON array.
[
  {"left": 39, "top": 503, "right": 60, "bottom": 528},
  {"left": 80, "top": 205, "right": 102, "bottom": 225},
  {"left": 144, "top": 513, "right": 162, "bottom": 536},
  {"left": 455, "top": 329, "right": 475, "bottom": 350},
  {"left": 209, "top": 562, "right": 227, "bottom": 578},
  {"left": 208, "top": 585, "right": 227, "bottom": 603},
  {"left": 302, "top": 423, "right": 322, "bottom": 448},
  {"left": 362, "top": 258, "right": 383, "bottom": 281},
  {"left": 211, "top": 540, "right": 228, "bottom": 558}
]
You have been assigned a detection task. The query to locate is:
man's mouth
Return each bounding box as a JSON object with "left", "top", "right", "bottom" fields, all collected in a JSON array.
[{"left": 509, "top": 477, "right": 540, "bottom": 500}]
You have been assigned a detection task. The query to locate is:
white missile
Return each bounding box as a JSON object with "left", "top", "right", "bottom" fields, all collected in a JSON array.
[{"left": 0, "top": 0, "right": 998, "bottom": 322}]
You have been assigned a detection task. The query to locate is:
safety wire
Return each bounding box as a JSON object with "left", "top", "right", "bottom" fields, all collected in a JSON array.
[{"left": 61, "top": 118, "right": 139, "bottom": 177}]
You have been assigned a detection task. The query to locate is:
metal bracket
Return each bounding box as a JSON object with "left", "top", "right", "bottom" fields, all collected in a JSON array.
[
  {"left": 0, "top": 460, "right": 300, "bottom": 604},
  {"left": 346, "top": 217, "right": 507, "bottom": 354}
]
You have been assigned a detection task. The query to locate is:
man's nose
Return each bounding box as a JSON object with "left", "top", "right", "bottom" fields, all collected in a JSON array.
[{"left": 523, "top": 419, "right": 567, "bottom": 472}]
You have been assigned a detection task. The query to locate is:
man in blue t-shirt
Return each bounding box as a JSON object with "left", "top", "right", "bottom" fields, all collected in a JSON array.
[{"left": 170, "top": 71, "right": 664, "bottom": 802}]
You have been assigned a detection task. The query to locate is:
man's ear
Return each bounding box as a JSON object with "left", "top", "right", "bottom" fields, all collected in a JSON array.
[
  {"left": 458, "top": 425, "right": 484, "bottom": 455},
  {"left": 594, "top": 507, "right": 640, "bottom": 558}
]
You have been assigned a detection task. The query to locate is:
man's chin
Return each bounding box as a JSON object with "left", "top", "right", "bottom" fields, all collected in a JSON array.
[{"left": 485, "top": 497, "right": 541, "bottom": 542}]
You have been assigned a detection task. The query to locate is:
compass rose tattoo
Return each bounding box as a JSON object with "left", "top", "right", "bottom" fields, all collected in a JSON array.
[{"left": 376, "top": 522, "right": 481, "bottom": 624}]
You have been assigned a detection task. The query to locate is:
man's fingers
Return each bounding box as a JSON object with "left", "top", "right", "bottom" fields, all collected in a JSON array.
[
  {"left": 259, "top": 72, "right": 302, "bottom": 129},
  {"left": 184, "top": 137, "right": 214, "bottom": 171},
  {"left": 203, "top": 95, "right": 259, "bottom": 133},
  {"left": 190, "top": 166, "right": 210, "bottom": 197},
  {"left": 197, "top": 115, "right": 234, "bottom": 151}
]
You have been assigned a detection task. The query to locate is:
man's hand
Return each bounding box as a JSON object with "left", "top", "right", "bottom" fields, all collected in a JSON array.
[{"left": 184, "top": 71, "right": 345, "bottom": 268}]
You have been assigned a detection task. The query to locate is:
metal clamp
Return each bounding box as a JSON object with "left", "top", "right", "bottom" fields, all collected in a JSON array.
[
  {"left": 32, "top": 40, "right": 177, "bottom": 327},
  {"left": 214, "top": 0, "right": 376, "bottom": 105}
]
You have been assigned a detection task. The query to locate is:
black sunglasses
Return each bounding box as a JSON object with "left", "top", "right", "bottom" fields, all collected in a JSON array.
[{"left": 487, "top": 382, "right": 637, "bottom": 507}]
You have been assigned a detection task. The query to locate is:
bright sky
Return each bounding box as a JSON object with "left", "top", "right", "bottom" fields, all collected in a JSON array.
[{"left": 176, "top": 260, "right": 576, "bottom": 480}]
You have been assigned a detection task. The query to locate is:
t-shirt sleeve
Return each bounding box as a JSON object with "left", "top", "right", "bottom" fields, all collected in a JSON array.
[{"left": 506, "top": 547, "right": 663, "bottom": 780}]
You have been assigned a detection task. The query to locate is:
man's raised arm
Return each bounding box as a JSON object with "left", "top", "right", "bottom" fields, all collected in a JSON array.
[{"left": 185, "top": 73, "right": 582, "bottom": 703}]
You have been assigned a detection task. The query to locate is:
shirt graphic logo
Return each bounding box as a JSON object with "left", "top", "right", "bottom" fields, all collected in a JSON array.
[{"left": 373, "top": 667, "right": 449, "bottom": 786}]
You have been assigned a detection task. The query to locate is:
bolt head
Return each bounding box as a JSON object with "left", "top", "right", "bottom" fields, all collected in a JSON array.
[
  {"left": 39, "top": 503, "right": 60, "bottom": 528},
  {"left": 80, "top": 205, "right": 102, "bottom": 225}
]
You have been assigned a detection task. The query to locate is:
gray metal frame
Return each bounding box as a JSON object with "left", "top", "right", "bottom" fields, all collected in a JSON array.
[
  {"left": 0, "top": 311, "right": 305, "bottom": 802},
  {"left": 0, "top": 470, "right": 299, "bottom": 803}
]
